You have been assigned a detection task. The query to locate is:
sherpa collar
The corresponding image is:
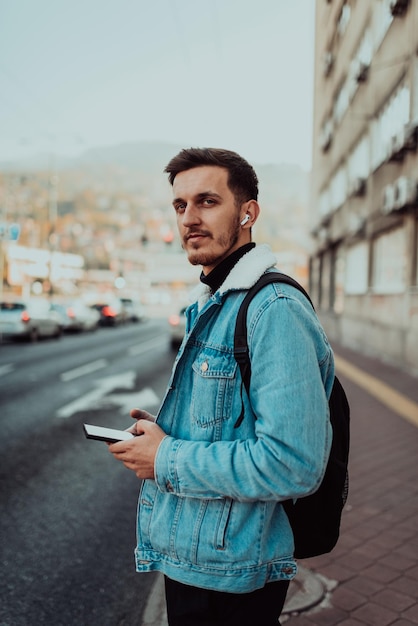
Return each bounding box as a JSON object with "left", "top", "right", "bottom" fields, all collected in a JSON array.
[{"left": 190, "top": 244, "right": 278, "bottom": 310}]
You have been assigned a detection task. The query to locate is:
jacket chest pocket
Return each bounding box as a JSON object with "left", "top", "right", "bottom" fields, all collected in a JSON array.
[{"left": 191, "top": 351, "right": 237, "bottom": 430}]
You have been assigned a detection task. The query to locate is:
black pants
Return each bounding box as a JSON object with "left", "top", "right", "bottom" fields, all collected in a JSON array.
[{"left": 164, "top": 576, "right": 290, "bottom": 626}]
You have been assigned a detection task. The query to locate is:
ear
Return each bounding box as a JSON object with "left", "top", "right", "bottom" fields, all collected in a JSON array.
[{"left": 241, "top": 200, "right": 260, "bottom": 228}]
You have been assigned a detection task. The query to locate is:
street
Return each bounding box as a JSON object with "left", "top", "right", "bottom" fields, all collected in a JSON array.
[
  {"left": 0, "top": 320, "right": 174, "bottom": 626},
  {"left": 2, "top": 322, "right": 418, "bottom": 625}
]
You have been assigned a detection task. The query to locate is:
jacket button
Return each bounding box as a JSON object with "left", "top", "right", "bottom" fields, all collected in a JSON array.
[{"left": 201, "top": 361, "right": 209, "bottom": 372}]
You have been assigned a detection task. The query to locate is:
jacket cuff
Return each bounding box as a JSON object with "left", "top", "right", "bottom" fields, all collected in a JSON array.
[{"left": 154, "top": 436, "right": 182, "bottom": 493}]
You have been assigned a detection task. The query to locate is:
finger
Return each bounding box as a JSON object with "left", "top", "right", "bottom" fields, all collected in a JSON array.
[
  {"left": 108, "top": 440, "right": 130, "bottom": 454},
  {"left": 135, "top": 418, "right": 155, "bottom": 435},
  {"left": 130, "top": 408, "right": 156, "bottom": 422}
]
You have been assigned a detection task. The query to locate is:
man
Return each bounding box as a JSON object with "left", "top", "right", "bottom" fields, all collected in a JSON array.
[{"left": 109, "top": 148, "right": 334, "bottom": 625}]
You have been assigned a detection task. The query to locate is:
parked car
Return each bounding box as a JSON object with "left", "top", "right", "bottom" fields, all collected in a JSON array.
[
  {"left": 0, "top": 298, "right": 62, "bottom": 341},
  {"left": 168, "top": 306, "right": 187, "bottom": 349},
  {"left": 52, "top": 300, "right": 100, "bottom": 332},
  {"left": 120, "top": 297, "right": 145, "bottom": 322},
  {"left": 91, "top": 298, "right": 127, "bottom": 326},
  {"left": 50, "top": 303, "right": 73, "bottom": 332}
]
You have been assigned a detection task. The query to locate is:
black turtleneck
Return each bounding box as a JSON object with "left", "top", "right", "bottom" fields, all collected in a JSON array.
[{"left": 200, "top": 243, "right": 256, "bottom": 294}]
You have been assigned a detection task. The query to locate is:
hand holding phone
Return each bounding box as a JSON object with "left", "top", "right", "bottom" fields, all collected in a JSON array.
[{"left": 83, "top": 423, "right": 135, "bottom": 443}]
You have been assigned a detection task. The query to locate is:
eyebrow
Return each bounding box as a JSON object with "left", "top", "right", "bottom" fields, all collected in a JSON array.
[{"left": 172, "top": 190, "right": 223, "bottom": 206}]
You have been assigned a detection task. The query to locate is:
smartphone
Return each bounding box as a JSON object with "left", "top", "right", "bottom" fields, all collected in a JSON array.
[{"left": 83, "top": 423, "right": 135, "bottom": 443}]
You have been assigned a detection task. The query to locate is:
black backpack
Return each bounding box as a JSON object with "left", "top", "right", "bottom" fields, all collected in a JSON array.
[{"left": 234, "top": 271, "right": 350, "bottom": 559}]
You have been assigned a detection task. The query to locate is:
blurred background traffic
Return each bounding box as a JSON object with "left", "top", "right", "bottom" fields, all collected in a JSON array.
[{"left": 1, "top": 0, "right": 418, "bottom": 374}]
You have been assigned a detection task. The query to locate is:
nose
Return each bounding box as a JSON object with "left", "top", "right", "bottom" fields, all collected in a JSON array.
[{"left": 181, "top": 203, "right": 201, "bottom": 228}]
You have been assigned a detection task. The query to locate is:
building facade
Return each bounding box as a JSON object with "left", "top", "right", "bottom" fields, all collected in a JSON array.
[{"left": 311, "top": 0, "right": 418, "bottom": 373}]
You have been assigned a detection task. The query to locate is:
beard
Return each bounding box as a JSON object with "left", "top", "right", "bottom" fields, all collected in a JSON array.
[{"left": 183, "top": 215, "right": 241, "bottom": 268}]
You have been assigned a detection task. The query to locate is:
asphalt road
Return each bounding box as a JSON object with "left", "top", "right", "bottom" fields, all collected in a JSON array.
[{"left": 0, "top": 319, "right": 174, "bottom": 626}]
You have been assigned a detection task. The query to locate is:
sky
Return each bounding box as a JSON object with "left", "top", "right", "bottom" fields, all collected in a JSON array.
[{"left": 0, "top": 0, "right": 315, "bottom": 169}]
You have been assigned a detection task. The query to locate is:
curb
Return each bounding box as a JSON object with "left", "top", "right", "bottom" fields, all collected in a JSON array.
[{"left": 142, "top": 574, "right": 168, "bottom": 626}]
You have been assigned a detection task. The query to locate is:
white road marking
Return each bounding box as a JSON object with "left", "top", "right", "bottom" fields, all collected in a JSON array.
[
  {"left": 0, "top": 363, "right": 15, "bottom": 377},
  {"left": 105, "top": 387, "right": 160, "bottom": 414},
  {"left": 57, "top": 370, "right": 137, "bottom": 418},
  {"left": 60, "top": 358, "right": 107, "bottom": 382},
  {"left": 57, "top": 335, "right": 166, "bottom": 418}
]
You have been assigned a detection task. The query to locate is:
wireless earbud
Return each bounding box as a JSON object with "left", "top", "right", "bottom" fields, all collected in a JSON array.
[{"left": 240, "top": 214, "right": 250, "bottom": 226}]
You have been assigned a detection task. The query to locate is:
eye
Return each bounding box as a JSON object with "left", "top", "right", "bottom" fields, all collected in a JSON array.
[
  {"left": 174, "top": 202, "right": 186, "bottom": 214},
  {"left": 202, "top": 198, "right": 216, "bottom": 206}
]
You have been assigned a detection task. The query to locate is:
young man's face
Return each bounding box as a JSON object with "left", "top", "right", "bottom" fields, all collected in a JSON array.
[{"left": 172, "top": 165, "right": 255, "bottom": 274}]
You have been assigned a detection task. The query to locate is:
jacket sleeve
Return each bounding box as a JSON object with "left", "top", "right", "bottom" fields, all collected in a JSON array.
[{"left": 154, "top": 290, "right": 334, "bottom": 502}]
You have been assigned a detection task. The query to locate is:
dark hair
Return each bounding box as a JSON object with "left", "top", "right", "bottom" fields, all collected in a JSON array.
[{"left": 164, "top": 147, "right": 259, "bottom": 204}]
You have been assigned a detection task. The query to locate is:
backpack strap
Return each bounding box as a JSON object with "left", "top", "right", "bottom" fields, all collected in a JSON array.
[{"left": 233, "top": 271, "right": 314, "bottom": 428}]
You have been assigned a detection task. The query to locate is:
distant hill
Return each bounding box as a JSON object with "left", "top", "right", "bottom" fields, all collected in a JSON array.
[
  {"left": 0, "top": 142, "right": 310, "bottom": 266},
  {"left": 1, "top": 140, "right": 309, "bottom": 177},
  {"left": 0, "top": 140, "right": 185, "bottom": 173},
  {"left": 77, "top": 141, "right": 186, "bottom": 173},
  {"left": 1, "top": 138, "right": 310, "bottom": 208},
  {"left": 1, "top": 140, "right": 311, "bottom": 251}
]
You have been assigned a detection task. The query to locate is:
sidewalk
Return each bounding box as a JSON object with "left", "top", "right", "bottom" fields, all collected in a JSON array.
[{"left": 142, "top": 343, "right": 418, "bottom": 625}]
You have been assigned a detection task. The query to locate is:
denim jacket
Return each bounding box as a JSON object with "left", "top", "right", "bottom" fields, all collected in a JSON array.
[{"left": 135, "top": 244, "right": 334, "bottom": 593}]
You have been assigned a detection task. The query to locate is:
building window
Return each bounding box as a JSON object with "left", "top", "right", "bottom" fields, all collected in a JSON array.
[
  {"left": 357, "top": 28, "right": 373, "bottom": 68},
  {"left": 309, "top": 256, "right": 321, "bottom": 306},
  {"left": 318, "top": 171, "right": 349, "bottom": 222},
  {"left": 332, "top": 29, "right": 373, "bottom": 129},
  {"left": 372, "top": 82, "right": 410, "bottom": 169},
  {"left": 375, "top": 0, "right": 394, "bottom": 50},
  {"left": 319, "top": 187, "right": 331, "bottom": 219},
  {"left": 372, "top": 226, "right": 407, "bottom": 293},
  {"left": 320, "top": 251, "right": 332, "bottom": 310},
  {"left": 334, "top": 83, "right": 350, "bottom": 124},
  {"left": 348, "top": 134, "right": 370, "bottom": 186},
  {"left": 320, "top": 117, "right": 334, "bottom": 152},
  {"left": 334, "top": 247, "right": 346, "bottom": 313},
  {"left": 337, "top": 3, "right": 351, "bottom": 36},
  {"left": 348, "top": 28, "right": 373, "bottom": 97},
  {"left": 345, "top": 242, "right": 369, "bottom": 294},
  {"left": 330, "top": 166, "right": 348, "bottom": 211}
]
